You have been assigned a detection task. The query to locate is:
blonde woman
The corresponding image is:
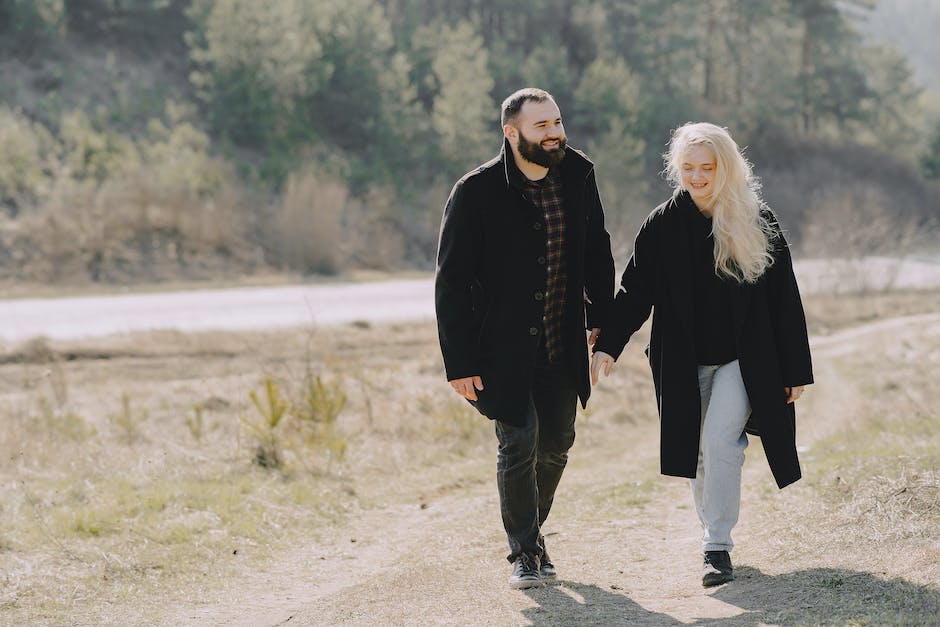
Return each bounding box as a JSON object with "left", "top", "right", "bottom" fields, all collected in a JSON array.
[{"left": 591, "top": 122, "right": 813, "bottom": 587}]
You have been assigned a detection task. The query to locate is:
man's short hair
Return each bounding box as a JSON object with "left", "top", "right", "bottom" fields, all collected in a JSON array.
[{"left": 501, "top": 88, "right": 556, "bottom": 127}]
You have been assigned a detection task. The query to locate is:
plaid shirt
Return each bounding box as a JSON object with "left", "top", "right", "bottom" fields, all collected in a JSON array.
[{"left": 523, "top": 168, "right": 567, "bottom": 362}]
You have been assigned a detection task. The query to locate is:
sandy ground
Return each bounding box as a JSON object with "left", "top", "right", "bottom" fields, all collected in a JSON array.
[{"left": 158, "top": 312, "right": 940, "bottom": 626}]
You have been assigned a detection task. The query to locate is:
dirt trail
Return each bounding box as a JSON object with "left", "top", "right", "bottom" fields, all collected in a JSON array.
[{"left": 169, "top": 313, "right": 940, "bottom": 626}]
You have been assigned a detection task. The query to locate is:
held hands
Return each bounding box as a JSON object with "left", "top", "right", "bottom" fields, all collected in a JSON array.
[
  {"left": 785, "top": 385, "right": 805, "bottom": 404},
  {"left": 590, "top": 351, "right": 614, "bottom": 385},
  {"left": 450, "top": 376, "right": 484, "bottom": 401},
  {"left": 588, "top": 327, "right": 600, "bottom": 348}
]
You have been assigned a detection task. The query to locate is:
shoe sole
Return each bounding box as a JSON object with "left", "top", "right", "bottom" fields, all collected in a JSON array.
[
  {"left": 702, "top": 574, "right": 734, "bottom": 587},
  {"left": 509, "top": 577, "right": 542, "bottom": 589}
]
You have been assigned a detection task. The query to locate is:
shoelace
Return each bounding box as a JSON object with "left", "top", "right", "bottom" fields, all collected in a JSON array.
[{"left": 518, "top": 554, "right": 539, "bottom": 572}]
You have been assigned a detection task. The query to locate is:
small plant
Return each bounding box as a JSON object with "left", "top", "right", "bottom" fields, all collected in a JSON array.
[
  {"left": 37, "top": 396, "right": 95, "bottom": 442},
  {"left": 245, "top": 376, "right": 289, "bottom": 468},
  {"left": 109, "top": 393, "right": 146, "bottom": 444},
  {"left": 294, "top": 371, "right": 347, "bottom": 473},
  {"left": 186, "top": 404, "right": 205, "bottom": 443}
]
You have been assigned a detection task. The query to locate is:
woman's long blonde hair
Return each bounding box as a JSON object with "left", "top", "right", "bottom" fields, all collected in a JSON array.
[{"left": 664, "top": 122, "right": 774, "bottom": 283}]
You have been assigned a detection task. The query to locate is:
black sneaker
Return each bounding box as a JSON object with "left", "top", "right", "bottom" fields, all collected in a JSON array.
[
  {"left": 509, "top": 553, "right": 542, "bottom": 589},
  {"left": 702, "top": 550, "right": 734, "bottom": 587},
  {"left": 539, "top": 549, "right": 557, "bottom": 580}
]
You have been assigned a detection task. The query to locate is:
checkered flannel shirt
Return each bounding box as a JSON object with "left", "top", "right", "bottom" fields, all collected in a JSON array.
[{"left": 524, "top": 167, "right": 567, "bottom": 362}]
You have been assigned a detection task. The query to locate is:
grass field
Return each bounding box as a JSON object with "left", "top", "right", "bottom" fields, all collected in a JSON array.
[{"left": 1, "top": 289, "right": 938, "bottom": 625}]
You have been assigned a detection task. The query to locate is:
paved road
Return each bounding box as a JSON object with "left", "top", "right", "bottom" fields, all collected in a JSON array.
[
  {"left": 0, "top": 279, "right": 435, "bottom": 342},
  {"left": 1, "top": 256, "right": 939, "bottom": 343}
]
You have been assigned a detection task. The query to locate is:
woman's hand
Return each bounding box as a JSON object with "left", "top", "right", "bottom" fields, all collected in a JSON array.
[
  {"left": 785, "top": 385, "right": 805, "bottom": 404},
  {"left": 590, "top": 351, "right": 615, "bottom": 385}
]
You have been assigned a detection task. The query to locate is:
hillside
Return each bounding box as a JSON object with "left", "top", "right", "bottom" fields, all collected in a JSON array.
[{"left": 0, "top": 0, "right": 938, "bottom": 286}]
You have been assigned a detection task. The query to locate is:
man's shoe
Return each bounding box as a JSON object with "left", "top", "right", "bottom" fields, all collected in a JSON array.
[
  {"left": 702, "top": 550, "right": 734, "bottom": 587},
  {"left": 509, "top": 553, "right": 542, "bottom": 589},
  {"left": 539, "top": 549, "right": 557, "bottom": 580}
]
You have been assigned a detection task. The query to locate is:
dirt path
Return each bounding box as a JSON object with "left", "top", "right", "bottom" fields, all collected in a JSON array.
[{"left": 168, "top": 313, "right": 940, "bottom": 626}]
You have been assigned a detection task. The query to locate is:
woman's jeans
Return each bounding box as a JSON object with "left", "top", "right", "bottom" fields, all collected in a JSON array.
[
  {"left": 691, "top": 359, "right": 751, "bottom": 553},
  {"left": 494, "top": 344, "right": 577, "bottom": 563}
]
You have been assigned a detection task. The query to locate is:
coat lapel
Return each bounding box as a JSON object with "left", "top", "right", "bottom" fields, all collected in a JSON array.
[
  {"left": 663, "top": 195, "right": 695, "bottom": 340},
  {"left": 731, "top": 278, "right": 752, "bottom": 341}
]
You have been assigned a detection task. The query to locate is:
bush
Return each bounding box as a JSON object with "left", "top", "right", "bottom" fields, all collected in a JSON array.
[
  {"left": 0, "top": 107, "right": 55, "bottom": 214},
  {"left": 0, "top": 0, "right": 64, "bottom": 50},
  {"left": 273, "top": 166, "right": 346, "bottom": 275}
]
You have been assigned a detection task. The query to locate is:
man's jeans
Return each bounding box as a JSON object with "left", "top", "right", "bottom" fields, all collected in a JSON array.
[
  {"left": 494, "top": 344, "right": 577, "bottom": 563},
  {"left": 691, "top": 360, "right": 751, "bottom": 552}
]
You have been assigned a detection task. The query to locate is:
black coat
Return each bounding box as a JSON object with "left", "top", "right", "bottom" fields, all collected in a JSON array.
[
  {"left": 435, "top": 141, "right": 615, "bottom": 426},
  {"left": 594, "top": 192, "right": 814, "bottom": 488}
]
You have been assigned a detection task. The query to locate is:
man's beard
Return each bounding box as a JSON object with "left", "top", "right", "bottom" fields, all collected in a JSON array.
[{"left": 517, "top": 129, "right": 567, "bottom": 168}]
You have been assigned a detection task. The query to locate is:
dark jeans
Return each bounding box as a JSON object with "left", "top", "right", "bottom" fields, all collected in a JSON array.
[{"left": 494, "top": 343, "right": 577, "bottom": 563}]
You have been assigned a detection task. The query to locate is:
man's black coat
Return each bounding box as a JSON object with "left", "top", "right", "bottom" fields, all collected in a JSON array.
[
  {"left": 594, "top": 192, "right": 814, "bottom": 488},
  {"left": 435, "top": 141, "right": 615, "bottom": 426}
]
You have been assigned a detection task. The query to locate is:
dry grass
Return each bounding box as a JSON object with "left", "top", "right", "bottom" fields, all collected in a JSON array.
[
  {"left": 0, "top": 320, "right": 491, "bottom": 623},
  {"left": 801, "top": 288, "right": 940, "bottom": 335},
  {"left": 732, "top": 294, "right": 940, "bottom": 625},
  {"left": 0, "top": 290, "right": 937, "bottom": 624}
]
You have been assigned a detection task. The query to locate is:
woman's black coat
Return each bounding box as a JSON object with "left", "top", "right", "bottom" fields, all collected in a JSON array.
[
  {"left": 435, "top": 141, "right": 615, "bottom": 426},
  {"left": 594, "top": 192, "right": 813, "bottom": 488}
]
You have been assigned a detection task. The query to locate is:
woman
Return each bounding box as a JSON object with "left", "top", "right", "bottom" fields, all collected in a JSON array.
[{"left": 591, "top": 122, "right": 813, "bottom": 587}]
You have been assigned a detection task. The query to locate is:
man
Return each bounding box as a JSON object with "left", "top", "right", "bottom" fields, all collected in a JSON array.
[{"left": 435, "top": 88, "right": 615, "bottom": 589}]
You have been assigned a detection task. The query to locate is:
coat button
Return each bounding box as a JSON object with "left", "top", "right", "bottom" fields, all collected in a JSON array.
[
  {"left": 529, "top": 326, "right": 539, "bottom": 336},
  {"left": 532, "top": 222, "right": 543, "bottom": 230},
  {"left": 537, "top": 256, "right": 546, "bottom": 265},
  {"left": 534, "top": 291, "right": 544, "bottom": 301}
]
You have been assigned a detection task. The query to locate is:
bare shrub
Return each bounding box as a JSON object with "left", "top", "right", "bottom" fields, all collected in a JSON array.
[
  {"left": 801, "top": 184, "right": 920, "bottom": 257},
  {"left": 274, "top": 167, "right": 346, "bottom": 274},
  {"left": 0, "top": 114, "right": 263, "bottom": 283},
  {"left": 342, "top": 186, "right": 406, "bottom": 270},
  {"left": 751, "top": 130, "right": 940, "bottom": 251},
  {"left": 799, "top": 183, "right": 923, "bottom": 291},
  {"left": 400, "top": 180, "right": 451, "bottom": 268}
]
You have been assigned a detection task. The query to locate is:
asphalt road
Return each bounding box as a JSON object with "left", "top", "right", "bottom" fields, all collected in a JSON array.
[
  {"left": 1, "top": 256, "right": 938, "bottom": 343},
  {"left": 0, "top": 279, "right": 435, "bottom": 342}
]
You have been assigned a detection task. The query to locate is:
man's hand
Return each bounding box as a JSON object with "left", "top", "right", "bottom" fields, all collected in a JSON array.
[
  {"left": 590, "top": 351, "right": 614, "bottom": 385},
  {"left": 450, "top": 376, "right": 484, "bottom": 401},
  {"left": 785, "top": 385, "right": 805, "bottom": 404},
  {"left": 588, "top": 327, "right": 601, "bottom": 349}
]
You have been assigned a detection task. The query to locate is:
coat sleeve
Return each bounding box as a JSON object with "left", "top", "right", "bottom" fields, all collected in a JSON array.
[
  {"left": 764, "top": 213, "right": 814, "bottom": 387},
  {"left": 583, "top": 170, "right": 615, "bottom": 329},
  {"left": 435, "top": 179, "right": 482, "bottom": 381},
  {"left": 594, "top": 212, "right": 658, "bottom": 360}
]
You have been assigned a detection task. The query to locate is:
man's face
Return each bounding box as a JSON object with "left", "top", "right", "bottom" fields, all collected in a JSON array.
[{"left": 507, "top": 99, "right": 567, "bottom": 168}]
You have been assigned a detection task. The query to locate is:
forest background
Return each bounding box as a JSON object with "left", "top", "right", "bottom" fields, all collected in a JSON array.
[{"left": 1, "top": 0, "right": 939, "bottom": 286}]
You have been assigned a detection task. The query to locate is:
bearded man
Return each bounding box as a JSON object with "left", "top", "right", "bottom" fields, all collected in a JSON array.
[{"left": 435, "top": 88, "right": 615, "bottom": 588}]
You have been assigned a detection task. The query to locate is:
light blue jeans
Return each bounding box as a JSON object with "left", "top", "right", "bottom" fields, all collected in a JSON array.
[{"left": 691, "top": 360, "right": 751, "bottom": 553}]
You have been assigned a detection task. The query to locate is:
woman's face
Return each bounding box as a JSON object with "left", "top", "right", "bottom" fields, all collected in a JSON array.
[{"left": 680, "top": 144, "right": 717, "bottom": 207}]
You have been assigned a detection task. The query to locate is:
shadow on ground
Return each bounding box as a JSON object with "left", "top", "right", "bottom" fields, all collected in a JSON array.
[
  {"left": 522, "top": 567, "right": 940, "bottom": 626},
  {"left": 523, "top": 581, "right": 682, "bottom": 626},
  {"left": 699, "top": 566, "right": 940, "bottom": 626}
]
